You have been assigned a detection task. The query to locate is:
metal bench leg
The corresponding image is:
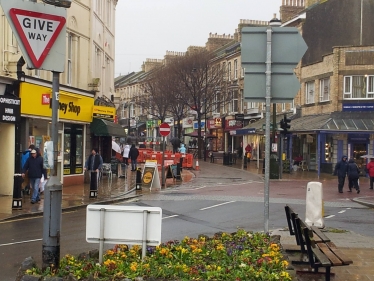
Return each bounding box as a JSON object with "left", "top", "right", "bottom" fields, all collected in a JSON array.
[{"left": 325, "top": 267, "right": 331, "bottom": 281}]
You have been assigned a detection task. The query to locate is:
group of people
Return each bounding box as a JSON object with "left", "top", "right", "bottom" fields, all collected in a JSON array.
[
  {"left": 21, "top": 145, "right": 48, "bottom": 204},
  {"left": 121, "top": 143, "right": 139, "bottom": 171},
  {"left": 334, "top": 156, "right": 374, "bottom": 193}
]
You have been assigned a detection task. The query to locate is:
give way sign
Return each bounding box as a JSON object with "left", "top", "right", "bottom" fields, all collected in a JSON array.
[
  {"left": 0, "top": 0, "right": 67, "bottom": 72},
  {"left": 10, "top": 9, "right": 66, "bottom": 68}
]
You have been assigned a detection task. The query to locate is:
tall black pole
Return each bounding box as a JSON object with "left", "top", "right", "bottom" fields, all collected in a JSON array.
[{"left": 42, "top": 71, "right": 62, "bottom": 270}]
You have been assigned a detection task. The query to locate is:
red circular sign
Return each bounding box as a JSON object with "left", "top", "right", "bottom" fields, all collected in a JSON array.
[{"left": 159, "top": 122, "right": 171, "bottom": 137}]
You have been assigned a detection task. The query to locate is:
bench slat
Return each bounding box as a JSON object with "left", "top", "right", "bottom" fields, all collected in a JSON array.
[
  {"left": 310, "top": 244, "right": 331, "bottom": 266},
  {"left": 326, "top": 242, "right": 353, "bottom": 265},
  {"left": 317, "top": 243, "right": 343, "bottom": 265},
  {"left": 311, "top": 226, "right": 331, "bottom": 242}
]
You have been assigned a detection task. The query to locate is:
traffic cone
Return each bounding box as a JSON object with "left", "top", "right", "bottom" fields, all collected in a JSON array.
[{"left": 195, "top": 159, "right": 200, "bottom": 171}]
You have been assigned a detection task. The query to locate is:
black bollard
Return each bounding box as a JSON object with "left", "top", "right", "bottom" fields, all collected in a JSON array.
[
  {"left": 243, "top": 155, "right": 247, "bottom": 169},
  {"left": 136, "top": 168, "right": 142, "bottom": 190},
  {"left": 12, "top": 174, "right": 23, "bottom": 209},
  {"left": 89, "top": 171, "right": 98, "bottom": 198}
]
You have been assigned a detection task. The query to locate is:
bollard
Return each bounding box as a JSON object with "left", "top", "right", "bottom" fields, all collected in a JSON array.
[
  {"left": 89, "top": 171, "right": 98, "bottom": 198},
  {"left": 243, "top": 155, "right": 247, "bottom": 169},
  {"left": 136, "top": 168, "right": 142, "bottom": 190},
  {"left": 12, "top": 174, "right": 23, "bottom": 209}
]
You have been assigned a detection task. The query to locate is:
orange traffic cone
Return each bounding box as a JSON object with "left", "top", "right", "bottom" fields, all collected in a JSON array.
[{"left": 195, "top": 160, "right": 200, "bottom": 171}]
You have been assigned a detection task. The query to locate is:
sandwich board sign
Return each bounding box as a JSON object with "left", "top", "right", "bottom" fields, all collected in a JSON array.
[
  {"left": 142, "top": 162, "right": 161, "bottom": 190},
  {"left": 0, "top": 0, "right": 67, "bottom": 71}
]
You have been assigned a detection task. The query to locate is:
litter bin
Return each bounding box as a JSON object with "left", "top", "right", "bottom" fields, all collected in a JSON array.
[{"left": 270, "top": 157, "right": 279, "bottom": 179}]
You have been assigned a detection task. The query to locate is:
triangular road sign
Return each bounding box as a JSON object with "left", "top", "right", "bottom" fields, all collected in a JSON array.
[{"left": 9, "top": 8, "right": 66, "bottom": 68}]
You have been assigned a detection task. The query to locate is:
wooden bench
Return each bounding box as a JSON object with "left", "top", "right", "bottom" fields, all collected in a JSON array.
[
  {"left": 210, "top": 152, "right": 224, "bottom": 163},
  {"left": 284, "top": 205, "right": 353, "bottom": 281}
]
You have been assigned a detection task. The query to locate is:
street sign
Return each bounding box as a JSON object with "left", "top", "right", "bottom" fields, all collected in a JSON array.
[
  {"left": 159, "top": 122, "right": 170, "bottom": 137},
  {"left": 0, "top": 0, "right": 67, "bottom": 71},
  {"left": 9, "top": 8, "right": 65, "bottom": 68},
  {"left": 241, "top": 27, "right": 308, "bottom": 102}
]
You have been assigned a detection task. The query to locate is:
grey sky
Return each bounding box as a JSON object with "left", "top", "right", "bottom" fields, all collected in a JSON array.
[{"left": 114, "top": 0, "right": 281, "bottom": 77}]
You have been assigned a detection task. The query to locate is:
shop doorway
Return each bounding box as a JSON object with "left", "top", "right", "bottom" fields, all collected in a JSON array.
[{"left": 352, "top": 143, "right": 367, "bottom": 170}]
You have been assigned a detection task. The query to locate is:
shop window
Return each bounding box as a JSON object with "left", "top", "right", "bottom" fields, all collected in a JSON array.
[
  {"left": 63, "top": 124, "right": 83, "bottom": 175},
  {"left": 305, "top": 81, "right": 315, "bottom": 104}
]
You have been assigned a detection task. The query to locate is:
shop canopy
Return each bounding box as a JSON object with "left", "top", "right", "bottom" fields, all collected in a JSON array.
[{"left": 91, "top": 118, "right": 126, "bottom": 137}]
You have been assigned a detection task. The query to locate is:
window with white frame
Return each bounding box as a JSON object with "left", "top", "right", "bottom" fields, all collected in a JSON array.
[
  {"left": 213, "top": 92, "right": 220, "bottom": 113},
  {"left": 319, "top": 77, "right": 330, "bottom": 102},
  {"left": 222, "top": 62, "right": 226, "bottom": 80},
  {"left": 344, "top": 75, "right": 374, "bottom": 99},
  {"left": 234, "top": 59, "right": 238, "bottom": 79},
  {"left": 228, "top": 62, "right": 231, "bottom": 81},
  {"left": 305, "top": 81, "right": 315, "bottom": 104},
  {"left": 240, "top": 89, "right": 244, "bottom": 112},
  {"left": 289, "top": 99, "right": 294, "bottom": 110},
  {"left": 241, "top": 67, "right": 245, "bottom": 77},
  {"left": 229, "top": 90, "right": 239, "bottom": 113},
  {"left": 67, "top": 33, "right": 73, "bottom": 85},
  {"left": 95, "top": 46, "right": 101, "bottom": 79}
]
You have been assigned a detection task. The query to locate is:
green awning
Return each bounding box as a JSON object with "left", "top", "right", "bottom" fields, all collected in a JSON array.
[{"left": 90, "top": 118, "right": 126, "bottom": 137}]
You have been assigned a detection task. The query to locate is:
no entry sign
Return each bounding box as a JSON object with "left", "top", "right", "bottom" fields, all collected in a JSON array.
[{"left": 159, "top": 123, "right": 170, "bottom": 137}]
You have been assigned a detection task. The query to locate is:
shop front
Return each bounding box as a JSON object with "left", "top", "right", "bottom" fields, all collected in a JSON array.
[
  {"left": 207, "top": 117, "right": 224, "bottom": 152},
  {"left": 19, "top": 81, "right": 94, "bottom": 186},
  {"left": 0, "top": 93, "right": 21, "bottom": 196},
  {"left": 225, "top": 118, "right": 243, "bottom": 153}
]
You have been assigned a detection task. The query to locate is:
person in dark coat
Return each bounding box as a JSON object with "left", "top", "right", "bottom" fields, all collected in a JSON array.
[
  {"left": 84, "top": 148, "right": 103, "bottom": 191},
  {"left": 347, "top": 158, "right": 360, "bottom": 194},
  {"left": 22, "top": 149, "right": 47, "bottom": 204},
  {"left": 333, "top": 155, "right": 348, "bottom": 193},
  {"left": 171, "top": 137, "right": 181, "bottom": 153},
  {"left": 129, "top": 144, "right": 139, "bottom": 171}
]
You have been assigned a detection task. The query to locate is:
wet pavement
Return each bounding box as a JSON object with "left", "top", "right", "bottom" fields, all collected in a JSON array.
[{"left": 1, "top": 158, "right": 374, "bottom": 281}]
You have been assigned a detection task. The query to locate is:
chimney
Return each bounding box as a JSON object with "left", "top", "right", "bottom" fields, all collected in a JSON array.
[{"left": 280, "top": 0, "right": 305, "bottom": 23}]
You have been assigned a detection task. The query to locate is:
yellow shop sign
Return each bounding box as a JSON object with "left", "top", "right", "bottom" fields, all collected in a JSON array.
[
  {"left": 92, "top": 105, "right": 115, "bottom": 120},
  {"left": 20, "top": 83, "right": 94, "bottom": 122}
]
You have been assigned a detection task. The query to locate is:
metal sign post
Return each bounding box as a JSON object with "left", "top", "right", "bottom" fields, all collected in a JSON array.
[
  {"left": 241, "top": 21, "right": 308, "bottom": 233},
  {"left": 159, "top": 123, "right": 170, "bottom": 187}
]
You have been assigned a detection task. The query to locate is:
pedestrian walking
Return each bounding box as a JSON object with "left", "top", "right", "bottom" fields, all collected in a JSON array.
[
  {"left": 129, "top": 144, "right": 139, "bottom": 171},
  {"left": 21, "top": 144, "right": 35, "bottom": 194},
  {"left": 366, "top": 157, "right": 374, "bottom": 190},
  {"left": 122, "top": 144, "right": 130, "bottom": 165},
  {"left": 84, "top": 148, "right": 103, "bottom": 191},
  {"left": 333, "top": 155, "right": 348, "bottom": 193},
  {"left": 347, "top": 158, "right": 360, "bottom": 194},
  {"left": 245, "top": 144, "right": 252, "bottom": 162},
  {"left": 21, "top": 149, "right": 47, "bottom": 204}
]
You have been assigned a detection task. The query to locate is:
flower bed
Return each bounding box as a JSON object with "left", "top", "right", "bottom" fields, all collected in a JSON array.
[{"left": 26, "top": 229, "right": 291, "bottom": 281}]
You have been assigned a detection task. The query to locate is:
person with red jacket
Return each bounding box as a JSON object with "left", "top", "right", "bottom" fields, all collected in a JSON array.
[{"left": 366, "top": 158, "right": 374, "bottom": 190}]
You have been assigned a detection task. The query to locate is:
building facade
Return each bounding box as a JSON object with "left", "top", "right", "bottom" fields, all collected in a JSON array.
[{"left": 0, "top": 0, "right": 119, "bottom": 194}]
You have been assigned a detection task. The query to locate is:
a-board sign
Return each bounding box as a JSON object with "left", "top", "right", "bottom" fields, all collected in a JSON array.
[
  {"left": 142, "top": 162, "right": 161, "bottom": 190},
  {"left": 86, "top": 205, "right": 162, "bottom": 246},
  {"left": 166, "top": 164, "right": 182, "bottom": 181}
]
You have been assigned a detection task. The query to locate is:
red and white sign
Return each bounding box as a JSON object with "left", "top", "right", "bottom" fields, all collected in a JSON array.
[
  {"left": 159, "top": 123, "right": 171, "bottom": 137},
  {"left": 41, "top": 93, "right": 50, "bottom": 105},
  {"left": 9, "top": 8, "right": 66, "bottom": 68}
]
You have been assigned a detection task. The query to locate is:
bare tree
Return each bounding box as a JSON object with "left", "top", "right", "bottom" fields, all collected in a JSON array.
[{"left": 168, "top": 49, "right": 229, "bottom": 159}]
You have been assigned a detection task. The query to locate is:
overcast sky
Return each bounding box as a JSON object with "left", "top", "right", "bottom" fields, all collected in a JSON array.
[{"left": 114, "top": 0, "right": 281, "bottom": 77}]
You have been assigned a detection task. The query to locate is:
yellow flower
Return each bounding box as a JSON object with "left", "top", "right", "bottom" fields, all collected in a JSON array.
[
  {"left": 281, "top": 260, "right": 289, "bottom": 267},
  {"left": 130, "top": 262, "right": 138, "bottom": 272},
  {"left": 106, "top": 249, "right": 115, "bottom": 256},
  {"left": 216, "top": 243, "right": 225, "bottom": 251}
]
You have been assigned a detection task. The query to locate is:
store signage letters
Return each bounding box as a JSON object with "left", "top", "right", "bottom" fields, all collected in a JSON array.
[
  {"left": 43, "top": 93, "right": 80, "bottom": 115},
  {"left": 0, "top": 96, "right": 21, "bottom": 123}
]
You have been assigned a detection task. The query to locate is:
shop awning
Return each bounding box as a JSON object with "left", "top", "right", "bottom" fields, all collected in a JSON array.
[{"left": 91, "top": 118, "right": 126, "bottom": 137}]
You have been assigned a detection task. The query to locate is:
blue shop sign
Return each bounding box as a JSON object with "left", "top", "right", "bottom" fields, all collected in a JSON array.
[
  {"left": 342, "top": 103, "right": 374, "bottom": 111},
  {"left": 230, "top": 128, "right": 256, "bottom": 135}
]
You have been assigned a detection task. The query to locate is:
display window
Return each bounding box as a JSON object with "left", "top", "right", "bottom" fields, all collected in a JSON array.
[{"left": 63, "top": 124, "right": 83, "bottom": 175}]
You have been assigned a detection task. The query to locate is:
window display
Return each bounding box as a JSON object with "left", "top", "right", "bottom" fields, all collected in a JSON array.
[{"left": 63, "top": 124, "right": 83, "bottom": 175}]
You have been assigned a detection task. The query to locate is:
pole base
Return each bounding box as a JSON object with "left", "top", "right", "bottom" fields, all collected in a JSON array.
[
  {"left": 136, "top": 184, "right": 142, "bottom": 190},
  {"left": 89, "top": 190, "right": 97, "bottom": 198},
  {"left": 12, "top": 198, "right": 22, "bottom": 209}
]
